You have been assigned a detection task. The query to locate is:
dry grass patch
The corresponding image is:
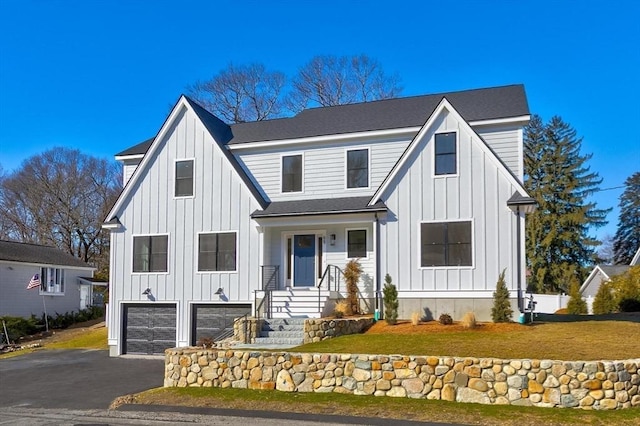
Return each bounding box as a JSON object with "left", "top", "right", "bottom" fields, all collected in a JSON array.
[{"left": 295, "top": 320, "right": 640, "bottom": 360}]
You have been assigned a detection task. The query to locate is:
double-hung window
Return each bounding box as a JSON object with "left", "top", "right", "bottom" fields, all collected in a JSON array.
[
  {"left": 198, "top": 232, "right": 237, "bottom": 272},
  {"left": 421, "top": 221, "right": 472, "bottom": 267},
  {"left": 282, "top": 155, "right": 302, "bottom": 193},
  {"left": 347, "top": 229, "right": 367, "bottom": 258},
  {"left": 133, "top": 235, "right": 168, "bottom": 272},
  {"left": 175, "top": 159, "right": 194, "bottom": 197},
  {"left": 434, "top": 132, "right": 457, "bottom": 175},
  {"left": 346, "top": 149, "right": 369, "bottom": 188},
  {"left": 40, "top": 267, "right": 65, "bottom": 294}
]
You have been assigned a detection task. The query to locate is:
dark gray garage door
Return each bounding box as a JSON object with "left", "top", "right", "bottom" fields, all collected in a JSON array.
[
  {"left": 123, "top": 304, "right": 176, "bottom": 355},
  {"left": 191, "top": 304, "right": 251, "bottom": 345}
]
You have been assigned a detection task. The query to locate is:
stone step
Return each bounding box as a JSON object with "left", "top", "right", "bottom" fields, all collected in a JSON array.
[
  {"left": 252, "top": 337, "right": 304, "bottom": 346},
  {"left": 259, "top": 330, "right": 304, "bottom": 339}
]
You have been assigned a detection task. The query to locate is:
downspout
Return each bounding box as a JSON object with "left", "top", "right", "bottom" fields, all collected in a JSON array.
[{"left": 375, "top": 213, "right": 381, "bottom": 320}]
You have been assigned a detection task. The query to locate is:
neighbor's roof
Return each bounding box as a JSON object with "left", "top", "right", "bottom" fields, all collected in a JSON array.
[
  {"left": 0, "top": 240, "right": 92, "bottom": 269},
  {"left": 117, "top": 84, "right": 529, "bottom": 156},
  {"left": 251, "top": 196, "right": 387, "bottom": 218},
  {"left": 599, "top": 265, "right": 630, "bottom": 278}
]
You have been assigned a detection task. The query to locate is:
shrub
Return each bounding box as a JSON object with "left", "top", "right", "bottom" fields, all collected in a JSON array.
[
  {"left": 438, "top": 313, "right": 453, "bottom": 325},
  {"left": 592, "top": 282, "right": 617, "bottom": 314},
  {"left": 333, "top": 300, "right": 349, "bottom": 318},
  {"left": 619, "top": 298, "right": 640, "bottom": 312},
  {"left": 0, "top": 316, "right": 39, "bottom": 343},
  {"left": 566, "top": 282, "right": 588, "bottom": 314},
  {"left": 460, "top": 312, "right": 476, "bottom": 329},
  {"left": 382, "top": 274, "right": 398, "bottom": 325},
  {"left": 343, "top": 259, "right": 362, "bottom": 315},
  {"left": 609, "top": 266, "right": 640, "bottom": 311},
  {"left": 410, "top": 312, "right": 421, "bottom": 326},
  {"left": 491, "top": 269, "right": 513, "bottom": 322}
]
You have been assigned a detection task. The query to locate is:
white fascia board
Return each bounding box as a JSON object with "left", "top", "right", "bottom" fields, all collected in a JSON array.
[
  {"left": 105, "top": 96, "right": 190, "bottom": 221},
  {"left": 369, "top": 98, "right": 530, "bottom": 206},
  {"left": 227, "top": 127, "right": 420, "bottom": 151},
  {"left": 469, "top": 115, "right": 531, "bottom": 127},
  {"left": 114, "top": 154, "right": 145, "bottom": 162},
  {"left": 0, "top": 259, "right": 95, "bottom": 271},
  {"left": 631, "top": 247, "right": 640, "bottom": 266}
]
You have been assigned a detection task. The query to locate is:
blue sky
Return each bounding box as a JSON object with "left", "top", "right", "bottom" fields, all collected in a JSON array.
[{"left": 0, "top": 0, "right": 638, "bottom": 241}]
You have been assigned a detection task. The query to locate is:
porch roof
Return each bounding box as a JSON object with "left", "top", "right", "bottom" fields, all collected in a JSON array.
[{"left": 251, "top": 196, "right": 387, "bottom": 219}]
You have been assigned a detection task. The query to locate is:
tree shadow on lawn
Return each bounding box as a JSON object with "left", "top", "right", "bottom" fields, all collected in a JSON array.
[{"left": 534, "top": 312, "right": 640, "bottom": 323}]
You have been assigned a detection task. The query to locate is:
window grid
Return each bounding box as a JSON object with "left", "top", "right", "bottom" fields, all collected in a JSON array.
[
  {"left": 434, "top": 132, "right": 457, "bottom": 175},
  {"left": 347, "top": 229, "right": 367, "bottom": 258},
  {"left": 421, "top": 221, "right": 471, "bottom": 267},
  {"left": 133, "top": 235, "right": 168, "bottom": 273},
  {"left": 175, "top": 160, "right": 194, "bottom": 197},
  {"left": 198, "top": 232, "right": 237, "bottom": 272},
  {"left": 347, "top": 149, "right": 369, "bottom": 188}
]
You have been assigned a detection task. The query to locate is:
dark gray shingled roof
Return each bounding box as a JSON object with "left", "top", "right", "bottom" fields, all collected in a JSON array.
[
  {"left": 599, "top": 265, "right": 630, "bottom": 278},
  {"left": 118, "top": 84, "right": 529, "bottom": 155},
  {"left": 0, "top": 240, "right": 92, "bottom": 269},
  {"left": 251, "top": 197, "right": 387, "bottom": 218}
]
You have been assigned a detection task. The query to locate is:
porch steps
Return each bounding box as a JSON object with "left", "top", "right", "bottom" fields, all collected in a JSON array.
[
  {"left": 269, "top": 288, "right": 331, "bottom": 319},
  {"left": 253, "top": 318, "right": 306, "bottom": 346}
]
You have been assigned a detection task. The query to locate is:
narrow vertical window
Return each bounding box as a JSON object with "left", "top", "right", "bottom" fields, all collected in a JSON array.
[
  {"left": 347, "top": 149, "right": 369, "bottom": 188},
  {"left": 175, "top": 160, "right": 194, "bottom": 197},
  {"left": 434, "top": 133, "right": 457, "bottom": 175},
  {"left": 347, "top": 229, "right": 367, "bottom": 258},
  {"left": 282, "top": 155, "right": 302, "bottom": 192}
]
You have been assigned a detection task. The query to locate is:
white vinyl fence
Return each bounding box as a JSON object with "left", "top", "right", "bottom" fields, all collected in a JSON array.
[{"left": 527, "top": 293, "right": 594, "bottom": 314}]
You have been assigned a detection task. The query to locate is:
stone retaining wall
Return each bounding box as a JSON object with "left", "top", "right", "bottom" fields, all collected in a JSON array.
[
  {"left": 164, "top": 349, "right": 640, "bottom": 410},
  {"left": 303, "top": 318, "right": 375, "bottom": 344}
]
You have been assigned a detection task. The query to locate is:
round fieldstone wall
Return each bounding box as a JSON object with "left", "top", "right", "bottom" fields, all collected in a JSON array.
[
  {"left": 303, "top": 318, "right": 375, "bottom": 344},
  {"left": 164, "top": 349, "right": 640, "bottom": 410}
]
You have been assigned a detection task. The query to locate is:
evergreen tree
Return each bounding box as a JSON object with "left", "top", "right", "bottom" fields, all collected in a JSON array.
[
  {"left": 613, "top": 172, "right": 640, "bottom": 265},
  {"left": 491, "top": 269, "right": 513, "bottom": 322},
  {"left": 566, "top": 280, "right": 588, "bottom": 314},
  {"left": 592, "top": 282, "right": 616, "bottom": 314},
  {"left": 524, "top": 115, "right": 610, "bottom": 293},
  {"left": 382, "top": 274, "right": 398, "bottom": 325}
]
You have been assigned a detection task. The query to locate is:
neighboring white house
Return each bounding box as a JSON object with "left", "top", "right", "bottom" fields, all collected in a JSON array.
[
  {"left": 104, "top": 84, "right": 533, "bottom": 356},
  {"left": 0, "top": 240, "right": 96, "bottom": 318},
  {"left": 581, "top": 247, "right": 640, "bottom": 298}
]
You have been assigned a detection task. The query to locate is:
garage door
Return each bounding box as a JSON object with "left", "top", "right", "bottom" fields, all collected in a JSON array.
[
  {"left": 191, "top": 304, "right": 251, "bottom": 345},
  {"left": 123, "top": 304, "right": 176, "bottom": 355}
]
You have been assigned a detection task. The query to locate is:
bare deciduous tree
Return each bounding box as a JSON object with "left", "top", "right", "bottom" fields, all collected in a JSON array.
[
  {"left": 288, "top": 54, "right": 402, "bottom": 112},
  {"left": 0, "top": 148, "right": 121, "bottom": 275},
  {"left": 187, "top": 63, "right": 286, "bottom": 123}
]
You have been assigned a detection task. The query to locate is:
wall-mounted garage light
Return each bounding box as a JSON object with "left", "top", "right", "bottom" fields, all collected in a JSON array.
[
  {"left": 142, "top": 288, "right": 152, "bottom": 296},
  {"left": 214, "top": 287, "right": 224, "bottom": 296}
]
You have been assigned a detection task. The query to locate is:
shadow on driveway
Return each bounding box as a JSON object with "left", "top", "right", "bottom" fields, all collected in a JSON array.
[{"left": 0, "top": 349, "right": 163, "bottom": 409}]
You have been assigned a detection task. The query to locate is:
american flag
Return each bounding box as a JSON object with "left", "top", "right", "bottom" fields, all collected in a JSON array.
[{"left": 27, "top": 273, "right": 41, "bottom": 290}]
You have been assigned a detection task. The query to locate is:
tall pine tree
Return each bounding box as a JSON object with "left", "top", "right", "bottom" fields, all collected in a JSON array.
[
  {"left": 613, "top": 172, "right": 640, "bottom": 265},
  {"left": 524, "top": 115, "right": 610, "bottom": 293}
]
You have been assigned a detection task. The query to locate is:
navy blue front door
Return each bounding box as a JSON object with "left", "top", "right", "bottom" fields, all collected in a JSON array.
[{"left": 293, "top": 235, "right": 315, "bottom": 287}]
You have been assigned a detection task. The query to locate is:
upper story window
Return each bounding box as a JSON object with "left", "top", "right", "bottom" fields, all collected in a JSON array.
[
  {"left": 175, "top": 159, "right": 194, "bottom": 197},
  {"left": 40, "top": 267, "right": 65, "bottom": 294},
  {"left": 198, "top": 232, "right": 237, "bottom": 272},
  {"left": 347, "top": 229, "right": 367, "bottom": 258},
  {"left": 346, "top": 149, "right": 369, "bottom": 188},
  {"left": 421, "top": 221, "right": 472, "bottom": 267},
  {"left": 434, "top": 132, "right": 457, "bottom": 175},
  {"left": 133, "top": 235, "right": 168, "bottom": 273},
  {"left": 282, "top": 154, "right": 302, "bottom": 193}
]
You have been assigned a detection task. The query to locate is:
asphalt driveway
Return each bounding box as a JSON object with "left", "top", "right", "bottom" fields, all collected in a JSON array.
[{"left": 0, "top": 349, "right": 163, "bottom": 409}]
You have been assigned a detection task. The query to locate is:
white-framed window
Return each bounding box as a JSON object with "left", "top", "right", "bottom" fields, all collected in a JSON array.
[
  {"left": 434, "top": 132, "right": 457, "bottom": 176},
  {"left": 420, "top": 221, "right": 472, "bottom": 267},
  {"left": 346, "top": 229, "right": 367, "bottom": 258},
  {"left": 175, "top": 159, "right": 194, "bottom": 197},
  {"left": 40, "top": 267, "right": 65, "bottom": 294},
  {"left": 281, "top": 154, "right": 303, "bottom": 193},
  {"left": 133, "top": 235, "right": 169, "bottom": 273},
  {"left": 346, "top": 148, "right": 369, "bottom": 189},
  {"left": 198, "top": 232, "right": 237, "bottom": 272}
]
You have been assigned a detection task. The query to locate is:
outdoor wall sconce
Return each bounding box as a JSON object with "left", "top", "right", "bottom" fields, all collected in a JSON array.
[
  {"left": 142, "top": 288, "right": 152, "bottom": 296},
  {"left": 330, "top": 234, "right": 336, "bottom": 246},
  {"left": 214, "top": 287, "right": 224, "bottom": 296}
]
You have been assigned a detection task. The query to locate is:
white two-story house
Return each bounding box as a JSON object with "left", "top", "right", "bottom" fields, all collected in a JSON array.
[{"left": 104, "top": 84, "right": 532, "bottom": 356}]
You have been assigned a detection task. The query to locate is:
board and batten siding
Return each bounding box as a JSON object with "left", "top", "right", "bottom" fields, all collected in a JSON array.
[
  {"left": 378, "top": 109, "right": 520, "bottom": 296},
  {"left": 235, "top": 137, "right": 410, "bottom": 201},
  {"left": 122, "top": 160, "right": 140, "bottom": 186},
  {"left": 107, "top": 105, "right": 262, "bottom": 350}
]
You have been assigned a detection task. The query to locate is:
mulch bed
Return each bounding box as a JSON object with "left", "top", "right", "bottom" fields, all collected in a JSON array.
[{"left": 366, "top": 320, "right": 526, "bottom": 334}]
